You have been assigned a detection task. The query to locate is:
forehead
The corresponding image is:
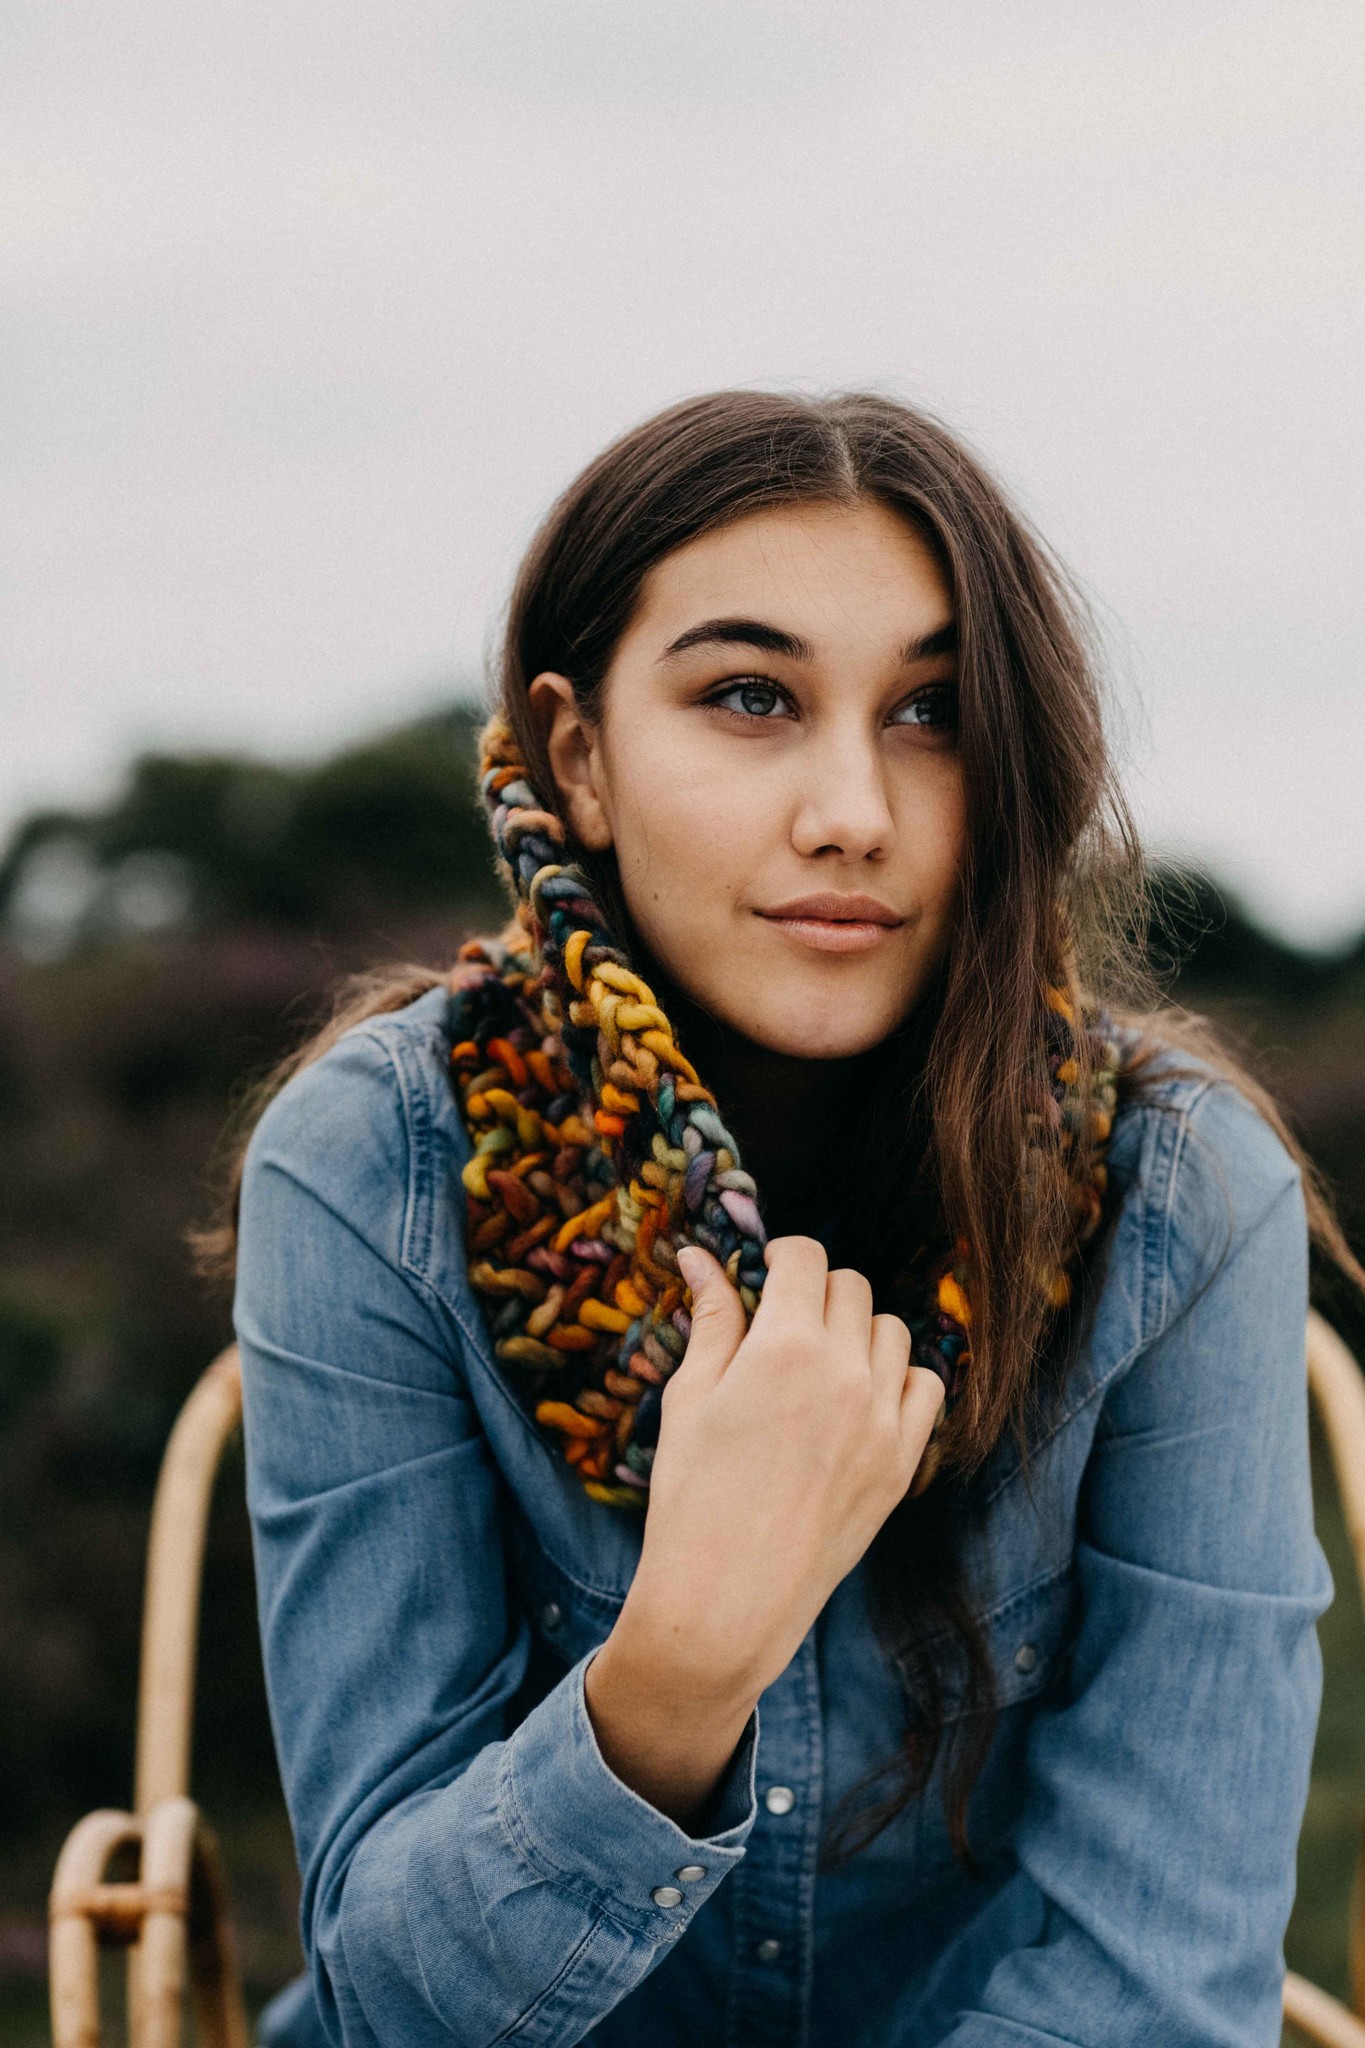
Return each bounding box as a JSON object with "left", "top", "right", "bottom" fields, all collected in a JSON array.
[{"left": 623, "top": 498, "right": 952, "bottom": 651}]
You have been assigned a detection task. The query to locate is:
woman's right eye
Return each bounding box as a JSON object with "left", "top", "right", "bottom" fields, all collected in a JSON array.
[{"left": 704, "top": 677, "right": 793, "bottom": 720}]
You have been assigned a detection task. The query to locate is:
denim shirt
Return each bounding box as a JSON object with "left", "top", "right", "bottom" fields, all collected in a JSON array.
[{"left": 234, "top": 984, "right": 1332, "bottom": 2048}]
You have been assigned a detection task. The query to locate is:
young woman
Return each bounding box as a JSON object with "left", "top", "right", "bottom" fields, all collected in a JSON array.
[{"left": 218, "top": 389, "right": 1355, "bottom": 2048}]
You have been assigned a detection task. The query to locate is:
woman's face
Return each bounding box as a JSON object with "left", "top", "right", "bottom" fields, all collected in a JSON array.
[{"left": 533, "top": 497, "right": 968, "bottom": 1060}]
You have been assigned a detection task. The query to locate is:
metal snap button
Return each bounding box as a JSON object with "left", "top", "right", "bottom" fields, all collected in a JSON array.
[
  {"left": 539, "top": 1601, "right": 563, "bottom": 1631},
  {"left": 675, "top": 1864, "right": 708, "bottom": 1882},
  {"left": 754, "top": 1937, "right": 783, "bottom": 1963},
  {"left": 764, "top": 1785, "right": 796, "bottom": 1815},
  {"left": 1014, "top": 1641, "right": 1038, "bottom": 1674},
  {"left": 651, "top": 1885, "right": 684, "bottom": 1908}
]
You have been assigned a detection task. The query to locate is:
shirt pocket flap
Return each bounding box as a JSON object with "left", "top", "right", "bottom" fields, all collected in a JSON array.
[
  {"left": 894, "top": 1565, "right": 1077, "bottom": 1724},
  {"left": 974, "top": 1567, "right": 1077, "bottom": 1717}
]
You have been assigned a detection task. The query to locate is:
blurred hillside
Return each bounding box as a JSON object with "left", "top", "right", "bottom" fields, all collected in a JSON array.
[{"left": 1, "top": 703, "right": 1362, "bottom": 2029}]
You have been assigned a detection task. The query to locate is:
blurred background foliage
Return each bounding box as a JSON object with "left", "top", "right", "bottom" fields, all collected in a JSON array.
[
  {"left": 0, "top": 704, "right": 502, "bottom": 947},
  {"left": 0, "top": 702, "right": 1361, "bottom": 2036}
]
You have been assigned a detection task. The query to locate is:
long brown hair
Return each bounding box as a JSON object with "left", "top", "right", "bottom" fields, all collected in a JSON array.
[{"left": 196, "top": 387, "right": 1362, "bottom": 1872}]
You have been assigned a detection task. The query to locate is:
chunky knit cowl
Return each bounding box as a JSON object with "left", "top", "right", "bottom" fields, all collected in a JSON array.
[{"left": 447, "top": 711, "right": 1119, "bottom": 1510}]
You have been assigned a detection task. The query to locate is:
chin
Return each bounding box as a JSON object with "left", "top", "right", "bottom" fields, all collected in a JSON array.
[{"left": 738, "top": 1009, "right": 897, "bottom": 1061}]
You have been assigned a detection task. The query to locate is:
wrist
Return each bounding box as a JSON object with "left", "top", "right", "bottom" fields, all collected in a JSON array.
[
  {"left": 608, "top": 1590, "right": 764, "bottom": 1725},
  {"left": 585, "top": 1620, "right": 759, "bottom": 1832}
]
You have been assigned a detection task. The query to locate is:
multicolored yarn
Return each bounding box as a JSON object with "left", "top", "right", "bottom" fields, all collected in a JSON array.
[
  {"left": 904, "top": 985, "right": 1120, "bottom": 1402},
  {"left": 447, "top": 710, "right": 1120, "bottom": 1511}
]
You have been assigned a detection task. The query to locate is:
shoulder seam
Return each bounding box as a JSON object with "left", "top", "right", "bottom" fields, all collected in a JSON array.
[
  {"left": 1142, "top": 1079, "right": 1215, "bottom": 1338},
  {"left": 345, "top": 1012, "right": 455, "bottom": 1287}
]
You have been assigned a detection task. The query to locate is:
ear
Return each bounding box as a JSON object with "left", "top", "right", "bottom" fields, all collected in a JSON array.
[{"left": 527, "top": 673, "right": 614, "bottom": 852}]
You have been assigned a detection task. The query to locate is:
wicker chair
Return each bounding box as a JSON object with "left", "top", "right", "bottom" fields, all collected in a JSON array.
[
  {"left": 47, "top": 1315, "right": 1365, "bottom": 2047},
  {"left": 48, "top": 1352, "right": 248, "bottom": 2048}
]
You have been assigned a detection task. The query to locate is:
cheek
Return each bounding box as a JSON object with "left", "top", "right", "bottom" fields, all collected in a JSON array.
[
  {"left": 610, "top": 757, "right": 749, "bottom": 928},
  {"left": 907, "top": 768, "right": 969, "bottom": 925}
]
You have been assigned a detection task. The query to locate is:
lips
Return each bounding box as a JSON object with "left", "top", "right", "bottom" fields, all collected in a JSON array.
[
  {"left": 756, "top": 896, "right": 906, "bottom": 956},
  {"left": 759, "top": 894, "right": 904, "bottom": 926}
]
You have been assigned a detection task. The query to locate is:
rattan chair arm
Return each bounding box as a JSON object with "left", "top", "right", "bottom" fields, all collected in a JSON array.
[
  {"left": 1284, "top": 1968, "right": 1365, "bottom": 2047},
  {"left": 134, "top": 1347, "right": 243, "bottom": 1816}
]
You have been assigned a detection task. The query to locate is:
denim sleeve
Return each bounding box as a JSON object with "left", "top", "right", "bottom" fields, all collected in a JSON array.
[
  {"left": 233, "top": 1024, "right": 760, "bottom": 2048},
  {"left": 936, "top": 1082, "right": 1334, "bottom": 2048}
]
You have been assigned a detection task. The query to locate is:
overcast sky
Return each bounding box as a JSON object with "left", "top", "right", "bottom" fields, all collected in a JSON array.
[{"left": 5, "top": 1, "right": 1363, "bottom": 945}]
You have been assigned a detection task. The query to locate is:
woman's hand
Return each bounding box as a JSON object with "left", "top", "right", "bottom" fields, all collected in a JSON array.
[{"left": 610, "top": 1234, "right": 947, "bottom": 1713}]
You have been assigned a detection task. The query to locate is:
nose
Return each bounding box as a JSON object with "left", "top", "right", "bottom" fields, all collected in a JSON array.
[{"left": 788, "top": 724, "right": 895, "bottom": 862}]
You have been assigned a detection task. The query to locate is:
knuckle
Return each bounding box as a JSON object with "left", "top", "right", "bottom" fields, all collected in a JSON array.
[
  {"left": 830, "top": 1265, "right": 873, "bottom": 1305},
  {"left": 872, "top": 1309, "right": 910, "bottom": 1346},
  {"left": 767, "top": 1232, "right": 828, "bottom": 1266}
]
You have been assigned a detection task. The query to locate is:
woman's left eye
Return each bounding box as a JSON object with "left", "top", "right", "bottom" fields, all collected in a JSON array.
[
  {"left": 891, "top": 683, "right": 958, "bottom": 731},
  {"left": 706, "top": 677, "right": 793, "bottom": 719}
]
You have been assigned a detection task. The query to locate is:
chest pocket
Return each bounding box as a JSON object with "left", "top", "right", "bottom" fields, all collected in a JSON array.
[
  {"left": 892, "top": 1566, "right": 1078, "bottom": 1886},
  {"left": 968, "top": 1564, "right": 1077, "bottom": 1717},
  {"left": 893, "top": 1562, "right": 1078, "bottom": 1726}
]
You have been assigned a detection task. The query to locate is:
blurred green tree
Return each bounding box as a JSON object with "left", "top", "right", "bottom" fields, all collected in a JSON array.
[{"left": 0, "top": 702, "right": 506, "bottom": 952}]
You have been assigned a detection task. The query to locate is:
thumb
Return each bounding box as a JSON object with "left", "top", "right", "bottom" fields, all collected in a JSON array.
[{"left": 672, "top": 1243, "right": 747, "bottom": 1389}]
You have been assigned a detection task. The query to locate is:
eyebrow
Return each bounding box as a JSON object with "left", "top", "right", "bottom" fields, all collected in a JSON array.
[{"left": 657, "top": 615, "right": 957, "bottom": 665}]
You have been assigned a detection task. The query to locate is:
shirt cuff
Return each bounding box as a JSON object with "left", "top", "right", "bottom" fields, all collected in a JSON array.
[{"left": 499, "top": 1642, "right": 760, "bottom": 1939}]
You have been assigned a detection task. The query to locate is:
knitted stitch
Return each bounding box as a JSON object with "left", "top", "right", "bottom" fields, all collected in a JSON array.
[{"left": 448, "top": 711, "right": 1119, "bottom": 1510}]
